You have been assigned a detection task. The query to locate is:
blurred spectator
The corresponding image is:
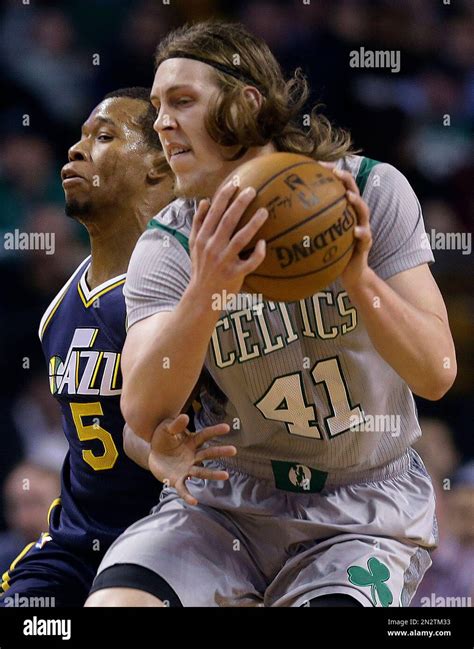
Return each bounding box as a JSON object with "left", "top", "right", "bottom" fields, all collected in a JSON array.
[
  {"left": 413, "top": 418, "right": 460, "bottom": 484},
  {"left": 0, "top": 204, "right": 88, "bottom": 409},
  {"left": 1, "top": 4, "right": 95, "bottom": 126},
  {"left": 0, "top": 134, "right": 63, "bottom": 238},
  {"left": 98, "top": 0, "right": 176, "bottom": 91},
  {"left": 412, "top": 421, "right": 474, "bottom": 606},
  {"left": 0, "top": 462, "right": 60, "bottom": 573},
  {"left": 12, "top": 372, "right": 67, "bottom": 472},
  {"left": 449, "top": 462, "right": 474, "bottom": 550}
]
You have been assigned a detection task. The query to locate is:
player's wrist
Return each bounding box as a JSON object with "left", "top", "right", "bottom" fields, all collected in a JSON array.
[
  {"left": 342, "top": 265, "right": 377, "bottom": 298},
  {"left": 183, "top": 279, "right": 225, "bottom": 322}
]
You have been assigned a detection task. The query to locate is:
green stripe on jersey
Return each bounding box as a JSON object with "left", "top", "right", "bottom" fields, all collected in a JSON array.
[
  {"left": 147, "top": 220, "right": 190, "bottom": 254},
  {"left": 355, "top": 157, "right": 380, "bottom": 195},
  {"left": 271, "top": 460, "right": 328, "bottom": 493}
]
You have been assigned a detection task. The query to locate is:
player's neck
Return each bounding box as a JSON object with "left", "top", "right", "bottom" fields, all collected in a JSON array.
[{"left": 85, "top": 210, "right": 147, "bottom": 289}]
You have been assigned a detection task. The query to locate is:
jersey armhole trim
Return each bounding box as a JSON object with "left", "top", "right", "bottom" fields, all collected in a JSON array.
[
  {"left": 147, "top": 220, "right": 190, "bottom": 255},
  {"left": 38, "top": 256, "right": 92, "bottom": 341},
  {"left": 355, "top": 157, "right": 380, "bottom": 195}
]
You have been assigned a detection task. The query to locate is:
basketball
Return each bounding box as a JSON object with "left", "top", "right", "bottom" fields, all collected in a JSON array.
[{"left": 230, "top": 152, "right": 356, "bottom": 302}]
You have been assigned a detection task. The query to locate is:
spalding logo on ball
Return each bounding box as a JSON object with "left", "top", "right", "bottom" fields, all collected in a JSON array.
[{"left": 229, "top": 152, "right": 356, "bottom": 302}]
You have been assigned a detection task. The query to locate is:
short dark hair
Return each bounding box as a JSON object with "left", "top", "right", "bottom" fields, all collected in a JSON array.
[{"left": 103, "top": 87, "right": 161, "bottom": 151}]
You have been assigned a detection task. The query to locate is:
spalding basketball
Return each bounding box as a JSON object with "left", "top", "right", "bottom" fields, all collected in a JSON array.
[{"left": 230, "top": 152, "right": 356, "bottom": 302}]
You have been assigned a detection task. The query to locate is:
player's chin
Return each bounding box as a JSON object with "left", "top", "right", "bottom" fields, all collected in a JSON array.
[
  {"left": 63, "top": 184, "right": 90, "bottom": 203},
  {"left": 174, "top": 173, "right": 208, "bottom": 200},
  {"left": 64, "top": 196, "right": 94, "bottom": 218}
]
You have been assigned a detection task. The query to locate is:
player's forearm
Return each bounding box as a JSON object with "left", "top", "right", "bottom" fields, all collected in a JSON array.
[
  {"left": 345, "top": 269, "right": 457, "bottom": 400},
  {"left": 122, "top": 424, "right": 151, "bottom": 471},
  {"left": 122, "top": 281, "right": 220, "bottom": 440}
]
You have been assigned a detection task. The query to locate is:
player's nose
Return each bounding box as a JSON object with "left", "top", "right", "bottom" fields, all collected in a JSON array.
[
  {"left": 68, "top": 139, "right": 89, "bottom": 162},
  {"left": 153, "top": 109, "right": 177, "bottom": 134}
]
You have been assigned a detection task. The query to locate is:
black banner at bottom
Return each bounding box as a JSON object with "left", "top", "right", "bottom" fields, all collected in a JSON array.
[{"left": 0, "top": 607, "right": 470, "bottom": 649}]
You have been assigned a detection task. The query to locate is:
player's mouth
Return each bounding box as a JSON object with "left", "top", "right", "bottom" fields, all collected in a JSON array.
[
  {"left": 62, "top": 176, "right": 87, "bottom": 187},
  {"left": 61, "top": 165, "right": 88, "bottom": 187},
  {"left": 166, "top": 144, "right": 193, "bottom": 164}
]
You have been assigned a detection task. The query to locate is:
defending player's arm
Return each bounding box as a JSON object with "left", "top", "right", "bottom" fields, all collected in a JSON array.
[
  {"left": 123, "top": 416, "right": 236, "bottom": 504},
  {"left": 123, "top": 423, "right": 151, "bottom": 470},
  {"left": 122, "top": 376, "right": 205, "bottom": 471},
  {"left": 335, "top": 167, "right": 456, "bottom": 400},
  {"left": 121, "top": 183, "right": 267, "bottom": 441}
]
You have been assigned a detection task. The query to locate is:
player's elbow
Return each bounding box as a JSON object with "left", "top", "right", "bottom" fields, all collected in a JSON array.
[
  {"left": 120, "top": 390, "right": 155, "bottom": 442},
  {"left": 414, "top": 364, "right": 457, "bottom": 401}
]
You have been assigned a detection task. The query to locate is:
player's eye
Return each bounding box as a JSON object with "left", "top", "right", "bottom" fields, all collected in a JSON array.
[
  {"left": 97, "top": 133, "right": 113, "bottom": 142},
  {"left": 175, "top": 97, "right": 193, "bottom": 107}
]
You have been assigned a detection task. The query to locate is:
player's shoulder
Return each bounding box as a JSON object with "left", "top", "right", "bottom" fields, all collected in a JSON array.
[
  {"left": 146, "top": 198, "right": 195, "bottom": 239},
  {"left": 338, "top": 154, "right": 415, "bottom": 200},
  {"left": 38, "top": 256, "right": 91, "bottom": 341},
  {"left": 130, "top": 198, "right": 195, "bottom": 265}
]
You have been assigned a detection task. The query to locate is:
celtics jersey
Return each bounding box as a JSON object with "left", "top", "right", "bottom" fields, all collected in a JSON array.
[{"left": 124, "top": 155, "right": 434, "bottom": 489}]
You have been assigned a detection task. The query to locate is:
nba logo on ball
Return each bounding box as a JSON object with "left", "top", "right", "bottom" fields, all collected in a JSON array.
[
  {"left": 230, "top": 152, "right": 356, "bottom": 302},
  {"left": 289, "top": 464, "right": 312, "bottom": 490}
]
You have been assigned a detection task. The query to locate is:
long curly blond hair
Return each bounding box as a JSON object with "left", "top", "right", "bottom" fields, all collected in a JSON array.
[{"left": 155, "top": 21, "right": 358, "bottom": 162}]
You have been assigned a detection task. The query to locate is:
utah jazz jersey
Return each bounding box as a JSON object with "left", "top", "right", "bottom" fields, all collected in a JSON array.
[{"left": 39, "top": 256, "right": 162, "bottom": 556}]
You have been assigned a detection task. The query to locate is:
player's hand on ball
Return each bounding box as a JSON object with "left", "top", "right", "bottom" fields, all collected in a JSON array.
[
  {"left": 147, "top": 413, "right": 237, "bottom": 506},
  {"left": 188, "top": 182, "right": 268, "bottom": 298},
  {"left": 332, "top": 168, "right": 373, "bottom": 291}
]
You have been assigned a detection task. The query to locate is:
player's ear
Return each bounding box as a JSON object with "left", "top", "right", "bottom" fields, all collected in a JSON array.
[
  {"left": 242, "top": 86, "right": 263, "bottom": 113},
  {"left": 146, "top": 152, "right": 170, "bottom": 185}
]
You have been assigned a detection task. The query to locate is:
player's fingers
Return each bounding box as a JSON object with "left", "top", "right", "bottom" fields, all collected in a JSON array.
[
  {"left": 334, "top": 168, "right": 359, "bottom": 196},
  {"left": 188, "top": 466, "right": 230, "bottom": 482},
  {"left": 318, "top": 161, "right": 336, "bottom": 170},
  {"left": 214, "top": 186, "right": 257, "bottom": 242},
  {"left": 227, "top": 208, "right": 268, "bottom": 256},
  {"left": 174, "top": 475, "right": 198, "bottom": 506},
  {"left": 189, "top": 199, "right": 210, "bottom": 251},
  {"left": 197, "top": 182, "right": 239, "bottom": 241},
  {"left": 165, "top": 413, "right": 190, "bottom": 437},
  {"left": 354, "top": 226, "right": 372, "bottom": 250},
  {"left": 237, "top": 239, "right": 266, "bottom": 276},
  {"left": 193, "top": 423, "right": 231, "bottom": 447},
  {"left": 347, "top": 190, "right": 370, "bottom": 228},
  {"left": 194, "top": 444, "right": 237, "bottom": 464}
]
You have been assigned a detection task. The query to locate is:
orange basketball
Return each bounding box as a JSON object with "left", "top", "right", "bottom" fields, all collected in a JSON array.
[{"left": 230, "top": 152, "right": 356, "bottom": 302}]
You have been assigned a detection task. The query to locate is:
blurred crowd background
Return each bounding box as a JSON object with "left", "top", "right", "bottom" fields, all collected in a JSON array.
[{"left": 0, "top": 0, "right": 472, "bottom": 605}]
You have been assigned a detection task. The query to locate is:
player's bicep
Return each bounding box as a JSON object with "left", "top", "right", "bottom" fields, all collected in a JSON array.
[
  {"left": 121, "top": 311, "right": 175, "bottom": 378},
  {"left": 386, "top": 264, "right": 449, "bottom": 324}
]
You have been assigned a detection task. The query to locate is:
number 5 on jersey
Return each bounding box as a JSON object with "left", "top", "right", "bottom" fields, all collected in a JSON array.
[
  {"left": 255, "top": 357, "right": 365, "bottom": 439},
  {"left": 70, "top": 402, "right": 119, "bottom": 470}
]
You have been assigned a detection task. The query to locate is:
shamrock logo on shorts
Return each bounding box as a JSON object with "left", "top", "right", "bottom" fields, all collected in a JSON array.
[{"left": 347, "top": 557, "right": 393, "bottom": 607}]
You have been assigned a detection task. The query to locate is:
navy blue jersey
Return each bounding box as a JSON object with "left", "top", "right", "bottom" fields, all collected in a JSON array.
[{"left": 39, "top": 257, "right": 162, "bottom": 557}]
